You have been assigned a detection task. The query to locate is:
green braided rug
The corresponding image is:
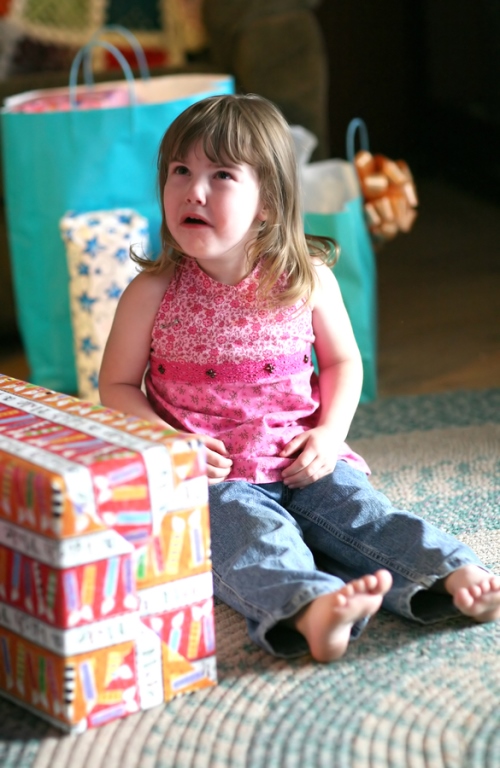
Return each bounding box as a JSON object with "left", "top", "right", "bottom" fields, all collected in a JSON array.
[{"left": 1, "top": 390, "right": 499, "bottom": 768}]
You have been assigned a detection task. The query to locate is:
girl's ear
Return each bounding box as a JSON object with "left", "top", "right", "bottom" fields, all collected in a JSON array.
[{"left": 257, "top": 206, "right": 268, "bottom": 222}]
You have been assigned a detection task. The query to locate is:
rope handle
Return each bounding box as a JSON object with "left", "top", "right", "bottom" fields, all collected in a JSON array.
[
  {"left": 69, "top": 39, "right": 136, "bottom": 110},
  {"left": 83, "top": 25, "right": 150, "bottom": 84},
  {"left": 346, "top": 118, "right": 370, "bottom": 162}
]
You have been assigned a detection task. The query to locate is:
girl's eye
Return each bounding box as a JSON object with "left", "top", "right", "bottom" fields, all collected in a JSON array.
[
  {"left": 215, "top": 170, "right": 232, "bottom": 180},
  {"left": 172, "top": 164, "right": 189, "bottom": 175}
]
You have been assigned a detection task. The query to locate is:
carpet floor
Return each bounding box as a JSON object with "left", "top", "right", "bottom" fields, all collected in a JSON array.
[{"left": 0, "top": 389, "right": 499, "bottom": 768}]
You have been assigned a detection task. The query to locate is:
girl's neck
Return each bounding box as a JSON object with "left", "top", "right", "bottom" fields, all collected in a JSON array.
[{"left": 191, "top": 255, "right": 256, "bottom": 286}]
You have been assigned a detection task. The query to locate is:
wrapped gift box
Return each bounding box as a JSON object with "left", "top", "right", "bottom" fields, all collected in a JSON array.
[
  {"left": 0, "top": 374, "right": 215, "bottom": 733},
  {"left": 60, "top": 208, "right": 150, "bottom": 404}
]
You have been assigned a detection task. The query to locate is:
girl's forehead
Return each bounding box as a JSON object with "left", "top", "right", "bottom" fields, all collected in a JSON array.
[
  {"left": 186, "top": 141, "right": 214, "bottom": 161},
  {"left": 170, "top": 139, "right": 252, "bottom": 170},
  {"left": 178, "top": 123, "right": 257, "bottom": 155},
  {"left": 169, "top": 139, "right": 210, "bottom": 162}
]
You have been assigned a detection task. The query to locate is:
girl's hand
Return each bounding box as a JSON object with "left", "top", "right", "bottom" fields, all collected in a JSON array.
[
  {"left": 193, "top": 434, "right": 233, "bottom": 485},
  {"left": 280, "top": 427, "right": 338, "bottom": 489}
]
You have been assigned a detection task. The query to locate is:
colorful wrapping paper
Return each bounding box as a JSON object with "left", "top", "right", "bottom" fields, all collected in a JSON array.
[
  {"left": 0, "top": 375, "right": 215, "bottom": 733},
  {"left": 60, "top": 209, "right": 149, "bottom": 403}
]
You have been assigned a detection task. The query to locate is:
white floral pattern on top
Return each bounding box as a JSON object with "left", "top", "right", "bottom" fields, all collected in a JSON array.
[
  {"left": 150, "top": 259, "right": 313, "bottom": 364},
  {"left": 146, "top": 258, "right": 369, "bottom": 483}
]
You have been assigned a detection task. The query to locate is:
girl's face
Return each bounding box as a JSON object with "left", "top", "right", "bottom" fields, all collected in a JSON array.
[{"left": 163, "top": 142, "right": 266, "bottom": 284}]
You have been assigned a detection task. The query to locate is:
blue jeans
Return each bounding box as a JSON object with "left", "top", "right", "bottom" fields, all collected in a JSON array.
[{"left": 209, "top": 461, "right": 485, "bottom": 657}]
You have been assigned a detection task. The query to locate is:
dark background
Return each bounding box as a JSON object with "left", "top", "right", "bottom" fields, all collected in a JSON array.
[
  {"left": 316, "top": 0, "right": 500, "bottom": 197},
  {"left": 311, "top": 0, "right": 500, "bottom": 395}
]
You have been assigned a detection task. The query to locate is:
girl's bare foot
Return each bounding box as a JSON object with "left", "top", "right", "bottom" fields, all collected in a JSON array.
[
  {"left": 445, "top": 565, "right": 500, "bottom": 622},
  {"left": 292, "top": 570, "right": 393, "bottom": 663}
]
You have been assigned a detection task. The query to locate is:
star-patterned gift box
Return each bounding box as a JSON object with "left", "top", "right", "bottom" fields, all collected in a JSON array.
[{"left": 60, "top": 209, "right": 150, "bottom": 402}]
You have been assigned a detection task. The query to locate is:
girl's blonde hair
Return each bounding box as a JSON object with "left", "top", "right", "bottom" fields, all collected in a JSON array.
[{"left": 133, "top": 93, "right": 338, "bottom": 306}]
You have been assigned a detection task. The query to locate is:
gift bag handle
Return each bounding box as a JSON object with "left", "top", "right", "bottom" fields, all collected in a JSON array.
[
  {"left": 69, "top": 39, "right": 137, "bottom": 110},
  {"left": 83, "top": 25, "right": 150, "bottom": 84},
  {"left": 346, "top": 118, "right": 370, "bottom": 162}
]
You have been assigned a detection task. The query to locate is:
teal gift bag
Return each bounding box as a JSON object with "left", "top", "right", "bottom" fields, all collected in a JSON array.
[
  {"left": 301, "top": 120, "right": 377, "bottom": 402},
  {"left": 1, "top": 31, "right": 233, "bottom": 393}
]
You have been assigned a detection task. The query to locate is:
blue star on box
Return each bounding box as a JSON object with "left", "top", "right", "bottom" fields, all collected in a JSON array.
[
  {"left": 88, "top": 371, "right": 99, "bottom": 390},
  {"left": 114, "top": 248, "right": 129, "bottom": 264},
  {"left": 106, "top": 282, "right": 123, "bottom": 300},
  {"left": 78, "top": 262, "right": 90, "bottom": 276},
  {"left": 78, "top": 292, "right": 98, "bottom": 312},
  {"left": 84, "top": 237, "right": 105, "bottom": 257},
  {"left": 80, "top": 336, "right": 100, "bottom": 356}
]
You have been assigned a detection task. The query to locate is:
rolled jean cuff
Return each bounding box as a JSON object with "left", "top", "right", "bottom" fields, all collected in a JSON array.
[
  {"left": 389, "top": 556, "right": 490, "bottom": 624},
  {"left": 249, "top": 588, "right": 371, "bottom": 659}
]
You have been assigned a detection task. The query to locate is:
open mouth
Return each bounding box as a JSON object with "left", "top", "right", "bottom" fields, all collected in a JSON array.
[{"left": 184, "top": 216, "right": 208, "bottom": 225}]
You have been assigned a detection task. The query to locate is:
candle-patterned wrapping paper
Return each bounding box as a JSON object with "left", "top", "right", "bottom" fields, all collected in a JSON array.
[
  {"left": 60, "top": 209, "right": 149, "bottom": 404},
  {"left": 0, "top": 375, "right": 216, "bottom": 733}
]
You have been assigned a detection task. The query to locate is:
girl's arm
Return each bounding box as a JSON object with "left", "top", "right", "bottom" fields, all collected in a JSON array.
[
  {"left": 99, "top": 270, "right": 172, "bottom": 425},
  {"left": 310, "top": 262, "right": 363, "bottom": 438},
  {"left": 99, "top": 269, "right": 233, "bottom": 483},
  {"left": 280, "top": 263, "right": 363, "bottom": 487}
]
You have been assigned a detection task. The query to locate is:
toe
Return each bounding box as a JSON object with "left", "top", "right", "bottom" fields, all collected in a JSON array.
[
  {"left": 332, "top": 591, "right": 348, "bottom": 608},
  {"left": 341, "top": 582, "right": 356, "bottom": 599},
  {"left": 364, "top": 574, "right": 379, "bottom": 592},
  {"left": 454, "top": 587, "right": 474, "bottom": 609},
  {"left": 376, "top": 569, "right": 393, "bottom": 593}
]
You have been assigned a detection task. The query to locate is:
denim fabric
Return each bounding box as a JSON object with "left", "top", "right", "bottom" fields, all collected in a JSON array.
[{"left": 209, "top": 461, "right": 485, "bottom": 657}]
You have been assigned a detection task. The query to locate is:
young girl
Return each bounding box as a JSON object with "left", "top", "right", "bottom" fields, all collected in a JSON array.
[{"left": 99, "top": 94, "right": 500, "bottom": 662}]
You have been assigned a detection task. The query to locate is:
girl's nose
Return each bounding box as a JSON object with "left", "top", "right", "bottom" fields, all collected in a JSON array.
[{"left": 186, "top": 178, "right": 206, "bottom": 205}]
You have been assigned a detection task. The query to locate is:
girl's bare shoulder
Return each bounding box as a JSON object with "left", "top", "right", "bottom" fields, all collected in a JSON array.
[
  {"left": 311, "top": 261, "right": 340, "bottom": 304},
  {"left": 122, "top": 266, "right": 174, "bottom": 307}
]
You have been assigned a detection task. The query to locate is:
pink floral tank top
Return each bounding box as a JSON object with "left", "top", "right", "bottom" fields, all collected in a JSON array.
[{"left": 145, "top": 258, "right": 369, "bottom": 483}]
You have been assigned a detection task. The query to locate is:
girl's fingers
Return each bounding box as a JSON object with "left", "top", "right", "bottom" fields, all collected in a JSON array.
[
  {"left": 281, "top": 448, "right": 316, "bottom": 479},
  {"left": 205, "top": 449, "right": 232, "bottom": 469},
  {"left": 206, "top": 462, "right": 232, "bottom": 484},
  {"left": 284, "top": 460, "right": 331, "bottom": 488},
  {"left": 200, "top": 434, "right": 230, "bottom": 456},
  {"left": 208, "top": 475, "right": 229, "bottom": 486},
  {"left": 280, "top": 434, "right": 306, "bottom": 458}
]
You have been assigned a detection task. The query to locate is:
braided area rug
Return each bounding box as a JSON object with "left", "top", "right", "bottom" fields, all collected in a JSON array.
[{"left": 1, "top": 389, "right": 499, "bottom": 768}]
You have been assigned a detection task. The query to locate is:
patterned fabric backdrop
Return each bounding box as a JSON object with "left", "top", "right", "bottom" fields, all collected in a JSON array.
[{"left": 0, "top": 0, "right": 207, "bottom": 72}]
